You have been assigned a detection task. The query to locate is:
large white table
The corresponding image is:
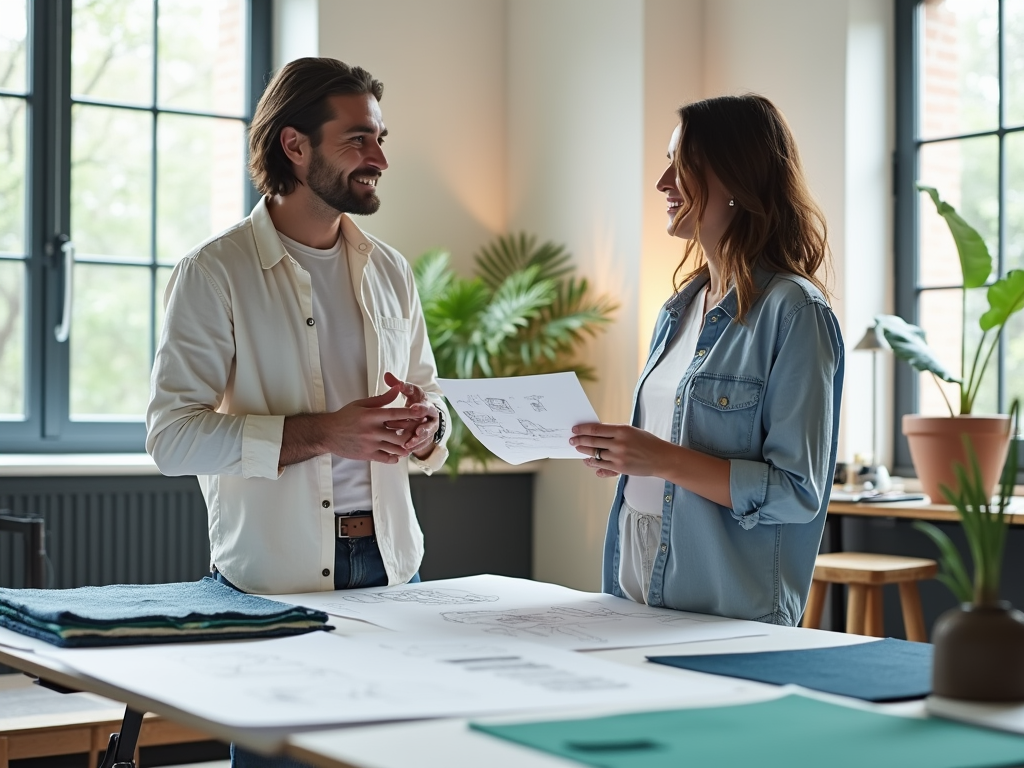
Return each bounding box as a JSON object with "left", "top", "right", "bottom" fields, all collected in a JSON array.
[{"left": 0, "top": 589, "right": 912, "bottom": 768}]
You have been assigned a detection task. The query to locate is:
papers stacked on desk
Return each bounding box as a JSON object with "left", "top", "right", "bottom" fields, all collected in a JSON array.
[{"left": 0, "top": 577, "right": 331, "bottom": 647}]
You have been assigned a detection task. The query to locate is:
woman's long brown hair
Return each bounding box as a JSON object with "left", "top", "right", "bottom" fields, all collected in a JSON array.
[{"left": 671, "top": 94, "right": 831, "bottom": 321}]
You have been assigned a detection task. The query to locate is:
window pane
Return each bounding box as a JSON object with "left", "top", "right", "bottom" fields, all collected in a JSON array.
[
  {"left": 1006, "top": 303, "right": 1024, "bottom": 411},
  {"left": 917, "top": 287, "right": 995, "bottom": 416},
  {"left": 71, "top": 0, "right": 154, "bottom": 105},
  {"left": 157, "top": 0, "right": 246, "bottom": 116},
  {"left": 920, "top": 0, "right": 999, "bottom": 139},
  {"left": 0, "top": 0, "right": 27, "bottom": 93},
  {"left": 0, "top": 259, "right": 25, "bottom": 419},
  {"left": 157, "top": 115, "right": 245, "bottom": 264},
  {"left": 0, "top": 96, "right": 26, "bottom": 255},
  {"left": 918, "top": 136, "right": 998, "bottom": 287},
  {"left": 1008, "top": 132, "right": 1024, "bottom": 273},
  {"left": 1007, "top": 0, "right": 1024, "bottom": 126},
  {"left": 70, "top": 264, "right": 151, "bottom": 419},
  {"left": 71, "top": 105, "right": 153, "bottom": 261}
]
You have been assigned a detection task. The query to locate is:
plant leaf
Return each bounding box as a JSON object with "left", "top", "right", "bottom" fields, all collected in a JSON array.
[
  {"left": 917, "top": 184, "right": 992, "bottom": 289},
  {"left": 474, "top": 233, "right": 573, "bottom": 290},
  {"left": 874, "top": 314, "right": 961, "bottom": 383},
  {"left": 980, "top": 269, "right": 1024, "bottom": 331}
]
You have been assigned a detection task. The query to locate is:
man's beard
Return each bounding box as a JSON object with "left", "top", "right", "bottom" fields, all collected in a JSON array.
[{"left": 306, "top": 149, "right": 381, "bottom": 216}]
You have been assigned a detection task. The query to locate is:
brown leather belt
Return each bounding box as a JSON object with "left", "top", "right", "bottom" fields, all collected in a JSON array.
[{"left": 336, "top": 512, "right": 374, "bottom": 539}]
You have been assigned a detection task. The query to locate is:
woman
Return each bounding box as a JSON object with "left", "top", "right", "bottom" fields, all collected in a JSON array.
[{"left": 570, "top": 94, "right": 844, "bottom": 625}]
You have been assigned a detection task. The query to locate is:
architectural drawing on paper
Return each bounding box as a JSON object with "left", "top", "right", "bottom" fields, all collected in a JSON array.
[
  {"left": 484, "top": 397, "right": 515, "bottom": 414},
  {"left": 457, "top": 394, "right": 485, "bottom": 409},
  {"left": 440, "top": 602, "right": 703, "bottom": 644},
  {"left": 341, "top": 588, "right": 500, "bottom": 606},
  {"left": 463, "top": 411, "right": 505, "bottom": 437},
  {"left": 524, "top": 395, "right": 547, "bottom": 412}
]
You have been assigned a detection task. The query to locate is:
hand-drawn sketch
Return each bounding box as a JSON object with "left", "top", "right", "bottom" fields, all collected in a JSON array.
[
  {"left": 525, "top": 395, "right": 547, "bottom": 412},
  {"left": 440, "top": 602, "right": 709, "bottom": 645},
  {"left": 341, "top": 588, "right": 500, "bottom": 606},
  {"left": 485, "top": 397, "right": 515, "bottom": 414},
  {"left": 438, "top": 373, "right": 600, "bottom": 463}
]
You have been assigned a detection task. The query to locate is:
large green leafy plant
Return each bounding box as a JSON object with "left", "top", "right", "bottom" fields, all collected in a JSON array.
[
  {"left": 875, "top": 184, "right": 1024, "bottom": 416},
  {"left": 414, "top": 233, "right": 617, "bottom": 472},
  {"left": 914, "top": 401, "right": 1020, "bottom": 606}
]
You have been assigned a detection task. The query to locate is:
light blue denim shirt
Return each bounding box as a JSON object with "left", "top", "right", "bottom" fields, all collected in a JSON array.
[{"left": 602, "top": 268, "right": 844, "bottom": 625}]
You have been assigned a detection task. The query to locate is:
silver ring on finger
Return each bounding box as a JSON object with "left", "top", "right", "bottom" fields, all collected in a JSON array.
[{"left": 594, "top": 447, "right": 603, "bottom": 462}]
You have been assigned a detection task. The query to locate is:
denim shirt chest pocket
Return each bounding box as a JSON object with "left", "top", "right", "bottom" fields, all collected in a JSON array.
[{"left": 687, "top": 373, "right": 764, "bottom": 456}]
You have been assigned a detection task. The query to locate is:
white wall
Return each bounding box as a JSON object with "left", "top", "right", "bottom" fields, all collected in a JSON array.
[
  {"left": 289, "top": 0, "right": 508, "bottom": 272},
  {"left": 507, "top": 0, "right": 644, "bottom": 590}
]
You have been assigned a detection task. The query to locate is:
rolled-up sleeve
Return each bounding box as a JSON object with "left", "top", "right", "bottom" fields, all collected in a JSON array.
[
  {"left": 146, "top": 259, "right": 282, "bottom": 479},
  {"left": 728, "top": 300, "right": 842, "bottom": 527}
]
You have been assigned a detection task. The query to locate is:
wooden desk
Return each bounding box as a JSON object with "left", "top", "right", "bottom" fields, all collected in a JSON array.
[{"left": 828, "top": 499, "right": 1024, "bottom": 526}]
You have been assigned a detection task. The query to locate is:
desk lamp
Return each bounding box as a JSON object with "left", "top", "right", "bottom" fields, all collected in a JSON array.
[{"left": 854, "top": 323, "right": 892, "bottom": 491}]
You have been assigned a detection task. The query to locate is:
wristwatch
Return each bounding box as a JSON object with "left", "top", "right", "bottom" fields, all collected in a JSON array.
[{"left": 433, "top": 409, "right": 446, "bottom": 444}]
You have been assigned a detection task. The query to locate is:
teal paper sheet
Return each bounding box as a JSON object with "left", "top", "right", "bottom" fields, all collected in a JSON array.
[{"left": 471, "top": 694, "right": 1024, "bottom": 768}]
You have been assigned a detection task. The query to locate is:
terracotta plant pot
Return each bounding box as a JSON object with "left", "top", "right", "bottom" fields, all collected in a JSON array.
[
  {"left": 932, "top": 602, "right": 1024, "bottom": 701},
  {"left": 902, "top": 415, "right": 1011, "bottom": 504}
]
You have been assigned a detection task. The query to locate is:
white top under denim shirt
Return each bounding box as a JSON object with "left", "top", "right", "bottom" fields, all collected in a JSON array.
[
  {"left": 602, "top": 268, "right": 844, "bottom": 625},
  {"left": 619, "top": 286, "right": 706, "bottom": 603},
  {"left": 146, "top": 197, "right": 450, "bottom": 595}
]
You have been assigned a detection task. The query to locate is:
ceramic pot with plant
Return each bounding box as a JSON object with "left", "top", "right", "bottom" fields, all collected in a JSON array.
[
  {"left": 413, "top": 233, "right": 617, "bottom": 473},
  {"left": 915, "top": 401, "right": 1024, "bottom": 701},
  {"left": 875, "top": 184, "right": 1024, "bottom": 502}
]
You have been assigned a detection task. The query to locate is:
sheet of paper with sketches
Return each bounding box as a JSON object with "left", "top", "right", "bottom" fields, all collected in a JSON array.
[
  {"left": 38, "top": 631, "right": 731, "bottom": 729},
  {"left": 436, "top": 372, "right": 598, "bottom": 464},
  {"left": 270, "top": 574, "right": 767, "bottom": 651}
]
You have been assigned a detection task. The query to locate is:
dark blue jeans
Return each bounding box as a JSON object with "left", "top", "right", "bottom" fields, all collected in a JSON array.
[{"left": 215, "top": 535, "right": 418, "bottom": 768}]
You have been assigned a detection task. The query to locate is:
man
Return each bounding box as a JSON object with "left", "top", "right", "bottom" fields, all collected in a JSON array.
[{"left": 147, "top": 57, "right": 449, "bottom": 599}]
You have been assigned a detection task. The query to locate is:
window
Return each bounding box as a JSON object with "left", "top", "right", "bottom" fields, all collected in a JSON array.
[
  {"left": 0, "top": 0, "right": 270, "bottom": 451},
  {"left": 894, "top": 0, "right": 1024, "bottom": 471}
]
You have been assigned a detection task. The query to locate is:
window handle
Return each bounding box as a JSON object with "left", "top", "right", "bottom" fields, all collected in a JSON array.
[{"left": 54, "top": 238, "right": 74, "bottom": 343}]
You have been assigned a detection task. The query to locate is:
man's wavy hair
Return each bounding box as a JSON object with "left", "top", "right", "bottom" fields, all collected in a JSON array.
[
  {"left": 670, "top": 94, "right": 831, "bottom": 321},
  {"left": 249, "top": 57, "right": 383, "bottom": 197}
]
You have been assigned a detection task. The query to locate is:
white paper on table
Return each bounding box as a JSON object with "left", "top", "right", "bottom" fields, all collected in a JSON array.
[
  {"left": 926, "top": 695, "right": 1024, "bottom": 735},
  {"left": 269, "top": 574, "right": 767, "bottom": 651},
  {"left": 436, "top": 372, "right": 598, "bottom": 464},
  {"left": 37, "top": 631, "right": 734, "bottom": 729}
]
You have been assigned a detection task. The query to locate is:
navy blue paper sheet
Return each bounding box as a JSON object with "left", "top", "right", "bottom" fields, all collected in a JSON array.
[{"left": 648, "top": 638, "right": 932, "bottom": 702}]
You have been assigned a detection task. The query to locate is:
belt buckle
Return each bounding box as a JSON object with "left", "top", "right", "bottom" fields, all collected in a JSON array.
[{"left": 336, "top": 512, "right": 372, "bottom": 539}]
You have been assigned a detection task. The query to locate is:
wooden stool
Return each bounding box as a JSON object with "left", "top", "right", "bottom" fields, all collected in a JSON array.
[{"left": 801, "top": 552, "right": 938, "bottom": 642}]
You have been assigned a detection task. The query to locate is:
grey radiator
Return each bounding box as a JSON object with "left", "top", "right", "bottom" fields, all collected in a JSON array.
[{"left": 0, "top": 475, "right": 210, "bottom": 589}]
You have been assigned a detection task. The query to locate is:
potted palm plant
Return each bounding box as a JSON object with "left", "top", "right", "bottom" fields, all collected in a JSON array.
[
  {"left": 914, "top": 401, "right": 1024, "bottom": 701},
  {"left": 413, "top": 233, "right": 617, "bottom": 474},
  {"left": 875, "top": 184, "right": 1024, "bottom": 502}
]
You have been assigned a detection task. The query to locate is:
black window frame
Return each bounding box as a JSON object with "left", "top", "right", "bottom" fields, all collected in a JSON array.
[
  {"left": 1, "top": 0, "right": 271, "bottom": 453},
  {"left": 893, "top": 0, "right": 1022, "bottom": 474}
]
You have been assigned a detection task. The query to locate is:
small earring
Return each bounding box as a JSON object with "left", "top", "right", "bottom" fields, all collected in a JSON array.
[{"left": 728, "top": 198, "right": 735, "bottom": 207}]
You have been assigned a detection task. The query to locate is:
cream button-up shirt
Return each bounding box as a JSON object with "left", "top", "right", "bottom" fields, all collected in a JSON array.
[{"left": 146, "top": 197, "right": 449, "bottom": 594}]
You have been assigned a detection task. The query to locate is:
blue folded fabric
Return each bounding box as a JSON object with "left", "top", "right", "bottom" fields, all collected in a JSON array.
[
  {"left": 0, "top": 577, "right": 332, "bottom": 647},
  {"left": 648, "top": 638, "right": 932, "bottom": 702}
]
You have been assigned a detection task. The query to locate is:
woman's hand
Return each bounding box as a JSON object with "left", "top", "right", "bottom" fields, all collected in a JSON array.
[{"left": 569, "top": 423, "right": 671, "bottom": 479}]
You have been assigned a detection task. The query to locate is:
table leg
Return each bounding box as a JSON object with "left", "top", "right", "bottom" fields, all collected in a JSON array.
[
  {"left": 899, "top": 581, "right": 928, "bottom": 642},
  {"left": 98, "top": 707, "right": 143, "bottom": 768},
  {"left": 828, "top": 516, "right": 845, "bottom": 631},
  {"left": 802, "top": 580, "right": 827, "bottom": 629}
]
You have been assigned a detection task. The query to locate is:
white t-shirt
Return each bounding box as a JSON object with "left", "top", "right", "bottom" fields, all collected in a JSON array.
[
  {"left": 623, "top": 285, "right": 707, "bottom": 514},
  {"left": 278, "top": 231, "right": 373, "bottom": 515},
  {"left": 619, "top": 285, "right": 706, "bottom": 604}
]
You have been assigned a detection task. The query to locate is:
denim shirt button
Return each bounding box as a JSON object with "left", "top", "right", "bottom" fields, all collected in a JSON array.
[
  {"left": 675, "top": 396, "right": 681, "bottom": 406},
  {"left": 696, "top": 349, "right": 706, "bottom": 357},
  {"left": 664, "top": 495, "right": 671, "bottom": 504},
  {"left": 710, "top": 315, "right": 719, "bottom": 323},
  {"left": 660, "top": 544, "right": 668, "bottom": 553}
]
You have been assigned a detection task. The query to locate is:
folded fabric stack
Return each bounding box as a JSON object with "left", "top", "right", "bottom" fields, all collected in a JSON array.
[{"left": 0, "top": 577, "right": 332, "bottom": 647}]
